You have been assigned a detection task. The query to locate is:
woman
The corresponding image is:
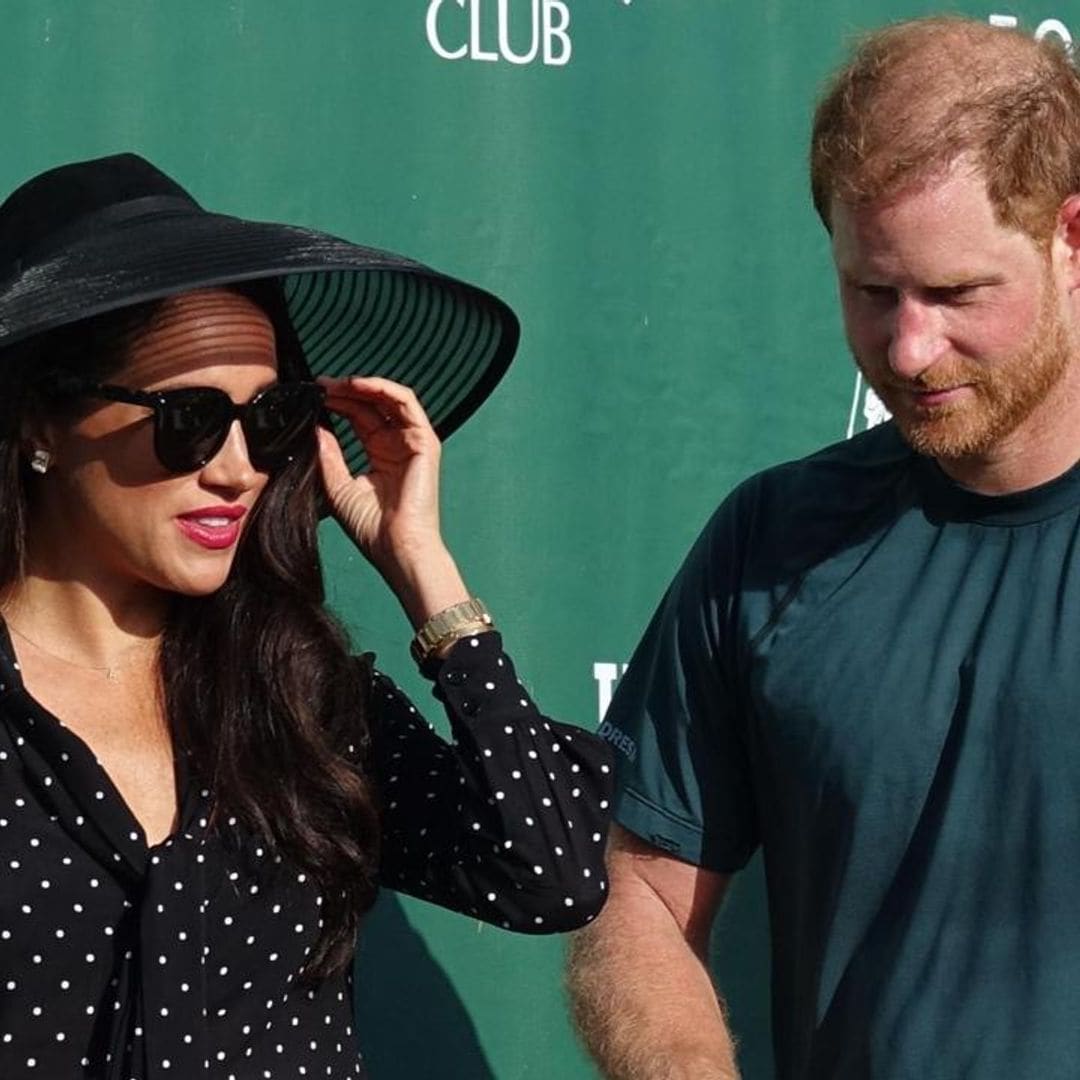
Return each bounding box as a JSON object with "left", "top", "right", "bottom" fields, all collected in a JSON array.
[{"left": 0, "top": 154, "right": 612, "bottom": 1078}]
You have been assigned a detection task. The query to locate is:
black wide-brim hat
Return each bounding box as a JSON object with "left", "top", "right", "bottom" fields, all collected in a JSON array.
[{"left": 0, "top": 153, "right": 519, "bottom": 472}]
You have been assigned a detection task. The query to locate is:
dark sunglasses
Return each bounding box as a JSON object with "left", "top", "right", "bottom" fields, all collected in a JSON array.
[{"left": 57, "top": 380, "right": 326, "bottom": 474}]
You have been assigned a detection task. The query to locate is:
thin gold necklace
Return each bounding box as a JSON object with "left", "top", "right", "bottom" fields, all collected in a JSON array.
[{"left": 4, "top": 621, "right": 157, "bottom": 682}]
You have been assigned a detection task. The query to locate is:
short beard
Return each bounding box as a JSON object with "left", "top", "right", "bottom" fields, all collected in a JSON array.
[{"left": 862, "top": 281, "right": 1072, "bottom": 460}]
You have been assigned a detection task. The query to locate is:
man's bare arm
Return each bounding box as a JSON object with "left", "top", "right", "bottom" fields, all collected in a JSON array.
[{"left": 565, "top": 824, "right": 739, "bottom": 1079}]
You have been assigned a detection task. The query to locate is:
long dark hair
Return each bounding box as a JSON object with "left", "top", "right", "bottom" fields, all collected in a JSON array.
[{"left": 0, "top": 284, "right": 381, "bottom": 979}]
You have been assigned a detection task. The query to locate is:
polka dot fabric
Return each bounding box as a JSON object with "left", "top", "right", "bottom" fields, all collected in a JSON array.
[
  {"left": 0, "top": 627, "right": 613, "bottom": 1078},
  {"left": 375, "top": 631, "right": 612, "bottom": 930}
]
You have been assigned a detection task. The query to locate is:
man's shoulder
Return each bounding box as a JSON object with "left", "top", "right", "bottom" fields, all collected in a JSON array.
[
  {"left": 732, "top": 421, "right": 912, "bottom": 515},
  {"left": 699, "top": 422, "right": 916, "bottom": 572},
  {"left": 753, "top": 421, "right": 913, "bottom": 497}
]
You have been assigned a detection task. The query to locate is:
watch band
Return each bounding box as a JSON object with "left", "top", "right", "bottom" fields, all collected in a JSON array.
[{"left": 410, "top": 598, "right": 494, "bottom": 669}]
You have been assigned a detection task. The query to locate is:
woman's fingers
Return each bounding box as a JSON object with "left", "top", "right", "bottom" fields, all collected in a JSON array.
[
  {"left": 316, "top": 425, "right": 353, "bottom": 492},
  {"left": 321, "top": 395, "right": 390, "bottom": 440},
  {"left": 315, "top": 376, "right": 442, "bottom": 489},
  {"left": 318, "top": 377, "right": 442, "bottom": 469},
  {"left": 314, "top": 378, "right": 446, "bottom": 577},
  {"left": 318, "top": 376, "right": 437, "bottom": 435}
]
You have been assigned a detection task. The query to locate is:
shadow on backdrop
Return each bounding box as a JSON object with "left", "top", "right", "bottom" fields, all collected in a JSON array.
[{"left": 353, "top": 891, "right": 496, "bottom": 1080}]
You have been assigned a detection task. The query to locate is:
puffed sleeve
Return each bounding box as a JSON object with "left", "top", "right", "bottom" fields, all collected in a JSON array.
[{"left": 371, "top": 630, "right": 614, "bottom": 932}]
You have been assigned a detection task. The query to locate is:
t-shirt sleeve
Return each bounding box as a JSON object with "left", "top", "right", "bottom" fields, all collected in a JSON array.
[{"left": 601, "top": 490, "right": 759, "bottom": 872}]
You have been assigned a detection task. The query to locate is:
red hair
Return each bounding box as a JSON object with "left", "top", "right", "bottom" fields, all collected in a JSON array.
[{"left": 811, "top": 16, "right": 1080, "bottom": 240}]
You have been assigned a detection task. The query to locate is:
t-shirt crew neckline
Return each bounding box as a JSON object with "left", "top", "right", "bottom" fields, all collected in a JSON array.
[{"left": 915, "top": 451, "right": 1080, "bottom": 526}]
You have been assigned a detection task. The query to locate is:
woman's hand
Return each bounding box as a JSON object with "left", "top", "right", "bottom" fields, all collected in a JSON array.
[{"left": 316, "top": 376, "right": 471, "bottom": 628}]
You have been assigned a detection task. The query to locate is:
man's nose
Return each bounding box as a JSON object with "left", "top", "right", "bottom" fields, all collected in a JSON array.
[{"left": 887, "top": 295, "right": 948, "bottom": 380}]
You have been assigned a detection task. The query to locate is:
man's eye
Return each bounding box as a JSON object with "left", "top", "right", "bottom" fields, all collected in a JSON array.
[
  {"left": 925, "top": 285, "right": 978, "bottom": 304},
  {"left": 857, "top": 284, "right": 895, "bottom": 301}
]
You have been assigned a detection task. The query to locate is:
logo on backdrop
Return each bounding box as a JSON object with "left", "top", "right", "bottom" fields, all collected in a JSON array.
[
  {"left": 593, "top": 662, "right": 629, "bottom": 724},
  {"left": 988, "top": 13, "right": 1072, "bottom": 46},
  {"left": 845, "top": 373, "right": 890, "bottom": 439},
  {"left": 595, "top": 662, "right": 636, "bottom": 758},
  {"left": 425, "top": 0, "right": 575, "bottom": 66}
]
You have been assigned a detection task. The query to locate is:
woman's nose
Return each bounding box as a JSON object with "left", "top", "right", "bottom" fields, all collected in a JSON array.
[{"left": 199, "top": 420, "right": 261, "bottom": 491}]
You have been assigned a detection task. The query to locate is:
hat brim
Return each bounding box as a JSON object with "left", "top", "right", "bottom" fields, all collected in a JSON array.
[{"left": 0, "top": 206, "right": 519, "bottom": 473}]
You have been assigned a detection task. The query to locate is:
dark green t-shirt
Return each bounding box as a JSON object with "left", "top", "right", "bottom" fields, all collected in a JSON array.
[{"left": 604, "top": 422, "right": 1080, "bottom": 1079}]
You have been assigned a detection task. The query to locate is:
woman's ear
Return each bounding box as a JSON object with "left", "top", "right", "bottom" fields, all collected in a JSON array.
[
  {"left": 19, "top": 395, "right": 59, "bottom": 475},
  {"left": 27, "top": 447, "right": 52, "bottom": 475}
]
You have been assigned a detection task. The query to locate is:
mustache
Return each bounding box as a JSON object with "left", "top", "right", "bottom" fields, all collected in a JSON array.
[{"left": 878, "top": 369, "right": 980, "bottom": 394}]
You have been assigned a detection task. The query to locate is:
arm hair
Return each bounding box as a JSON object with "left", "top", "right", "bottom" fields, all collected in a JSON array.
[{"left": 565, "top": 825, "right": 741, "bottom": 1080}]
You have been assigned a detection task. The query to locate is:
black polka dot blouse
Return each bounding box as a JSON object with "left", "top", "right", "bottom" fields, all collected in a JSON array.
[{"left": 0, "top": 626, "right": 613, "bottom": 1079}]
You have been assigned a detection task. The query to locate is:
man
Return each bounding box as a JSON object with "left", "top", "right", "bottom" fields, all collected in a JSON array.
[{"left": 567, "top": 16, "right": 1080, "bottom": 1079}]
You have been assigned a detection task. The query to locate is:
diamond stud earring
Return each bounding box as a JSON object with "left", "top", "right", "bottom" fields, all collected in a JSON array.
[{"left": 29, "top": 448, "right": 52, "bottom": 475}]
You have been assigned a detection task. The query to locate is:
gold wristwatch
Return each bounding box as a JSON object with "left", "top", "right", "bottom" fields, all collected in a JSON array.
[{"left": 410, "top": 598, "right": 494, "bottom": 669}]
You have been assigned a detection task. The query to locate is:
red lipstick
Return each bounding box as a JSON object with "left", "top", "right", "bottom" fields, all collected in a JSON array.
[{"left": 175, "top": 505, "right": 247, "bottom": 551}]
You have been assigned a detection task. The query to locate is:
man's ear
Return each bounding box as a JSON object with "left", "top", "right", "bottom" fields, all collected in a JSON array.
[{"left": 1053, "top": 194, "right": 1080, "bottom": 291}]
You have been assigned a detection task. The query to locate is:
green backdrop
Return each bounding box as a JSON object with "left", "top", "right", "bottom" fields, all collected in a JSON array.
[{"left": 2, "top": 2, "right": 1074, "bottom": 1076}]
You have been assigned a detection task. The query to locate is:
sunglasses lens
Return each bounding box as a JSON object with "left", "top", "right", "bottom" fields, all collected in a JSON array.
[
  {"left": 243, "top": 384, "right": 324, "bottom": 469},
  {"left": 147, "top": 383, "right": 322, "bottom": 474},
  {"left": 156, "top": 389, "right": 233, "bottom": 472}
]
